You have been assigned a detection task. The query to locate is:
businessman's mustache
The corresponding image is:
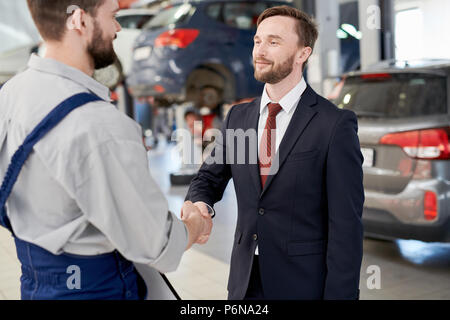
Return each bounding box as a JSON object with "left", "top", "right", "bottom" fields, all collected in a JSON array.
[{"left": 254, "top": 59, "right": 274, "bottom": 65}]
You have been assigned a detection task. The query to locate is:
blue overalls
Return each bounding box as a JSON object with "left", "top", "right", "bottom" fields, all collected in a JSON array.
[{"left": 0, "top": 93, "right": 147, "bottom": 300}]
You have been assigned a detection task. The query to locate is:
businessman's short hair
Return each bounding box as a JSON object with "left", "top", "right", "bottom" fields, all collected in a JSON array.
[{"left": 257, "top": 6, "right": 319, "bottom": 66}]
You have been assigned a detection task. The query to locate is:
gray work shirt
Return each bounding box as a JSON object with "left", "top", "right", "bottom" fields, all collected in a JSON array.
[{"left": 0, "top": 54, "right": 187, "bottom": 273}]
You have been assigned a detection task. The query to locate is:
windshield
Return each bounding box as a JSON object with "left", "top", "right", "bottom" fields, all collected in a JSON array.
[
  {"left": 143, "top": 3, "right": 196, "bottom": 30},
  {"left": 334, "top": 73, "right": 448, "bottom": 118},
  {"left": 0, "top": 0, "right": 41, "bottom": 55}
]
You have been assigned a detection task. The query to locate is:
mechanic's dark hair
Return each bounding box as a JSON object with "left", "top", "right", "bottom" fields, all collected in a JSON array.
[
  {"left": 257, "top": 6, "right": 318, "bottom": 68},
  {"left": 26, "top": 0, "right": 106, "bottom": 41},
  {"left": 184, "top": 109, "right": 200, "bottom": 119}
]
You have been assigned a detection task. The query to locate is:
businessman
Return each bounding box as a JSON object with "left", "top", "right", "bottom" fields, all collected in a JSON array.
[
  {"left": 0, "top": 0, "right": 211, "bottom": 300},
  {"left": 183, "top": 6, "right": 365, "bottom": 300}
]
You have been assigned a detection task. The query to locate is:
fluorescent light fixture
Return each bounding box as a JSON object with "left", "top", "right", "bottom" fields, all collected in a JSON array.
[
  {"left": 336, "top": 29, "right": 348, "bottom": 39},
  {"left": 341, "top": 24, "right": 362, "bottom": 40}
]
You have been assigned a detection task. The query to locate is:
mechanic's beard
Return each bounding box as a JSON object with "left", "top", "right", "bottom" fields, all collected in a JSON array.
[
  {"left": 87, "top": 24, "right": 117, "bottom": 70},
  {"left": 254, "top": 54, "right": 295, "bottom": 84}
]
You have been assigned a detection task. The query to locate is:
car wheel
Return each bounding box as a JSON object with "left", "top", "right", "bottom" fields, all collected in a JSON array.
[
  {"left": 185, "top": 67, "right": 226, "bottom": 108},
  {"left": 200, "top": 86, "right": 222, "bottom": 109}
]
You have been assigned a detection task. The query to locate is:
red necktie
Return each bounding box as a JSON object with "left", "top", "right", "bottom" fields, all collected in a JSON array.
[{"left": 259, "top": 103, "right": 283, "bottom": 188}]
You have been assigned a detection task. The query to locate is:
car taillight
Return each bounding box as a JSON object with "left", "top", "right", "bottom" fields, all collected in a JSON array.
[
  {"left": 155, "top": 29, "right": 199, "bottom": 48},
  {"left": 360, "top": 73, "right": 392, "bottom": 80},
  {"left": 424, "top": 191, "right": 438, "bottom": 221},
  {"left": 153, "top": 85, "right": 165, "bottom": 93},
  {"left": 379, "top": 127, "right": 450, "bottom": 160}
]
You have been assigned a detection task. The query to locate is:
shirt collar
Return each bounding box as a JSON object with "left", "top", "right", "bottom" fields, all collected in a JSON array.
[
  {"left": 27, "top": 54, "right": 111, "bottom": 101},
  {"left": 260, "top": 77, "right": 307, "bottom": 115}
]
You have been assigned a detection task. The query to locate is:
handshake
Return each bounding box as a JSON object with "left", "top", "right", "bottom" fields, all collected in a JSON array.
[{"left": 181, "top": 201, "right": 213, "bottom": 250}]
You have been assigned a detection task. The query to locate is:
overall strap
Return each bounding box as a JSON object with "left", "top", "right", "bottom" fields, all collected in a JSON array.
[{"left": 0, "top": 93, "right": 103, "bottom": 233}]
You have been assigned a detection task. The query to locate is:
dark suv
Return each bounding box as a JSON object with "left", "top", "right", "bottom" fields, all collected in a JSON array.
[
  {"left": 333, "top": 60, "right": 450, "bottom": 242},
  {"left": 127, "top": 0, "right": 291, "bottom": 106}
]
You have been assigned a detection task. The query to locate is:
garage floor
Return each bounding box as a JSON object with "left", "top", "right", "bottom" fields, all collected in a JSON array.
[{"left": 0, "top": 140, "right": 449, "bottom": 300}]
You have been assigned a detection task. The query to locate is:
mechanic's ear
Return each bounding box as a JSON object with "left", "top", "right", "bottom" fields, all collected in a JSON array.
[
  {"left": 66, "top": 8, "right": 84, "bottom": 32},
  {"left": 66, "top": 8, "right": 94, "bottom": 36}
]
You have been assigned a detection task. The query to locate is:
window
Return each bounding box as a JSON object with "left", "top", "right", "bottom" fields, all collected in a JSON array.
[
  {"left": 394, "top": 0, "right": 450, "bottom": 60},
  {"left": 206, "top": 3, "right": 222, "bottom": 21},
  {"left": 116, "top": 14, "right": 154, "bottom": 30},
  {"left": 334, "top": 74, "right": 447, "bottom": 118},
  {"left": 222, "top": 2, "right": 269, "bottom": 30},
  {"left": 395, "top": 8, "right": 424, "bottom": 61},
  {"left": 144, "top": 4, "right": 196, "bottom": 30}
]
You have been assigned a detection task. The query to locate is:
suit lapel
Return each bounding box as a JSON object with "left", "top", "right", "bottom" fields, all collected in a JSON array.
[{"left": 260, "top": 85, "right": 318, "bottom": 197}]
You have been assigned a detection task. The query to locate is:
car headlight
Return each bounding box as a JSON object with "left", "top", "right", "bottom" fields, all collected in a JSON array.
[{"left": 134, "top": 46, "right": 152, "bottom": 61}]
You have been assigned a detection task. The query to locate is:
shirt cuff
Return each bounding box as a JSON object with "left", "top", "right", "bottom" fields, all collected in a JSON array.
[
  {"left": 150, "top": 211, "right": 188, "bottom": 273},
  {"left": 203, "top": 203, "right": 216, "bottom": 218}
]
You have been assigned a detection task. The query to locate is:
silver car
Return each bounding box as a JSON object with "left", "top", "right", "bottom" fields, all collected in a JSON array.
[{"left": 333, "top": 60, "right": 450, "bottom": 242}]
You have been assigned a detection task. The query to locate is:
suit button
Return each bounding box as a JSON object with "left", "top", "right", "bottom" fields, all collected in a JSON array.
[
  {"left": 253, "top": 234, "right": 258, "bottom": 241},
  {"left": 258, "top": 208, "right": 265, "bottom": 216}
]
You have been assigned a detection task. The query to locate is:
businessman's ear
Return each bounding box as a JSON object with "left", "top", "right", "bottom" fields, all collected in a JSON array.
[{"left": 297, "top": 46, "right": 312, "bottom": 68}]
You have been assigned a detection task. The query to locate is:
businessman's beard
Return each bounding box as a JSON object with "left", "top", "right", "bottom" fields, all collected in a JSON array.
[
  {"left": 254, "top": 53, "right": 295, "bottom": 84},
  {"left": 87, "top": 21, "right": 118, "bottom": 70}
]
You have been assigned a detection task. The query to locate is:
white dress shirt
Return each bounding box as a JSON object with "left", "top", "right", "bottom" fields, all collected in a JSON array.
[
  {"left": 0, "top": 55, "right": 187, "bottom": 272},
  {"left": 255, "top": 77, "right": 307, "bottom": 255}
]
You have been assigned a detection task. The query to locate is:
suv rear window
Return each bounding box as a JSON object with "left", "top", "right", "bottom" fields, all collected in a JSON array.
[
  {"left": 144, "top": 4, "right": 196, "bottom": 30},
  {"left": 334, "top": 73, "right": 448, "bottom": 118}
]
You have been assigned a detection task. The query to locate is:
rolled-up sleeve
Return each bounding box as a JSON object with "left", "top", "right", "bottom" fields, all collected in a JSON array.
[{"left": 74, "top": 139, "right": 187, "bottom": 273}]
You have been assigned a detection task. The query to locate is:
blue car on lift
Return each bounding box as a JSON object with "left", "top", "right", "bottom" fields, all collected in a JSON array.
[{"left": 127, "top": 0, "right": 293, "bottom": 107}]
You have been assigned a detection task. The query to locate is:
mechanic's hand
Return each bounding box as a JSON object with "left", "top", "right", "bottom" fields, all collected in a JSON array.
[
  {"left": 181, "top": 201, "right": 213, "bottom": 249},
  {"left": 192, "top": 201, "right": 213, "bottom": 244}
]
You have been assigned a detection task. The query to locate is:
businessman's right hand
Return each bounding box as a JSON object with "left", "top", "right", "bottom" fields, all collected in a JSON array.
[{"left": 182, "top": 201, "right": 213, "bottom": 250}]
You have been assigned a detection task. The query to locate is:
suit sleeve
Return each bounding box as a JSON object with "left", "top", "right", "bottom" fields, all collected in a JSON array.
[
  {"left": 185, "top": 107, "right": 233, "bottom": 208},
  {"left": 324, "top": 110, "right": 365, "bottom": 300}
]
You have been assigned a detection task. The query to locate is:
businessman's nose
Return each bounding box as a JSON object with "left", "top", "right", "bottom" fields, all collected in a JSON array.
[{"left": 253, "top": 45, "right": 266, "bottom": 60}]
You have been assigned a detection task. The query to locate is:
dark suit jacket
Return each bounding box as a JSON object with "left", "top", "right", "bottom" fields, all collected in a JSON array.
[{"left": 186, "top": 85, "right": 365, "bottom": 300}]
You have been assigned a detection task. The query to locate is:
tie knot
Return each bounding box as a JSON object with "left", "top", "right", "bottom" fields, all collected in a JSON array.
[{"left": 267, "top": 103, "right": 283, "bottom": 118}]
